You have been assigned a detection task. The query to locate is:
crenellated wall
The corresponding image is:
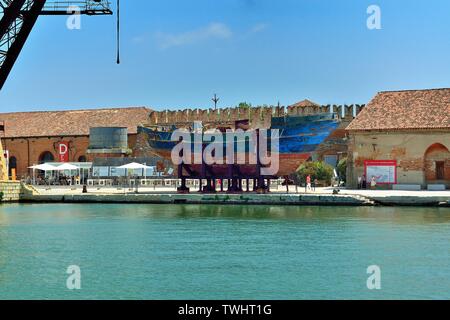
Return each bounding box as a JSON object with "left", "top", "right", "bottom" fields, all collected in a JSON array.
[{"left": 148, "top": 104, "right": 365, "bottom": 128}]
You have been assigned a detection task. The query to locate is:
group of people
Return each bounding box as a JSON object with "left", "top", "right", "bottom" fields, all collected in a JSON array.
[
  {"left": 22, "top": 174, "right": 82, "bottom": 186},
  {"left": 357, "top": 175, "right": 378, "bottom": 189}
]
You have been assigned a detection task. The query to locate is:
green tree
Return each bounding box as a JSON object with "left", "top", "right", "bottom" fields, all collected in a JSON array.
[
  {"left": 295, "top": 161, "right": 334, "bottom": 185},
  {"left": 237, "top": 102, "right": 252, "bottom": 109}
]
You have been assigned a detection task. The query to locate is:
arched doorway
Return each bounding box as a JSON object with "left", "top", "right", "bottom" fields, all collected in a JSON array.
[
  {"left": 424, "top": 143, "right": 450, "bottom": 183},
  {"left": 39, "top": 151, "right": 55, "bottom": 164}
]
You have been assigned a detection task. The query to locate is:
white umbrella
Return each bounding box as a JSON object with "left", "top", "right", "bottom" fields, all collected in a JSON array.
[
  {"left": 117, "top": 162, "right": 152, "bottom": 170},
  {"left": 55, "top": 164, "right": 80, "bottom": 186},
  {"left": 117, "top": 162, "right": 153, "bottom": 191},
  {"left": 118, "top": 162, "right": 153, "bottom": 178},
  {"left": 28, "top": 164, "right": 57, "bottom": 171},
  {"left": 28, "top": 164, "right": 57, "bottom": 185},
  {"left": 55, "top": 163, "right": 80, "bottom": 171}
]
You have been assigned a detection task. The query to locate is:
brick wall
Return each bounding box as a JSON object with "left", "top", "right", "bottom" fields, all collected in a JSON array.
[{"left": 0, "top": 181, "right": 22, "bottom": 202}]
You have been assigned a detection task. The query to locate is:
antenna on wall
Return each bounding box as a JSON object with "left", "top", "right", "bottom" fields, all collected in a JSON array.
[{"left": 212, "top": 94, "right": 220, "bottom": 110}]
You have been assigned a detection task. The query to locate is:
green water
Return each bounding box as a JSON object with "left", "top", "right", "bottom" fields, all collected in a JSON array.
[{"left": 0, "top": 203, "right": 449, "bottom": 300}]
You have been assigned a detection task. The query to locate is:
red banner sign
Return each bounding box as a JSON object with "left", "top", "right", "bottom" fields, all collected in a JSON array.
[{"left": 58, "top": 142, "right": 69, "bottom": 162}]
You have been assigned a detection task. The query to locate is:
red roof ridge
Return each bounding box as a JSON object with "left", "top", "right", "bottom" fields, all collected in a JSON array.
[
  {"left": 0, "top": 106, "right": 151, "bottom": 116},
  {"left": 289, "top": 99, "right": 320, "bottom": 108},
  {"left": 378, "top": 87, "right": 450, "bottom": 94}
]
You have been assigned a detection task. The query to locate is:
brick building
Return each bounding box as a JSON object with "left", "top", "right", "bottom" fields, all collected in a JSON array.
[
  {"left": 346, "top": 88, "right": 450, "bottom": 189},
  {"left": 0, "top": 107, "right": 151, "bottom": 178}
]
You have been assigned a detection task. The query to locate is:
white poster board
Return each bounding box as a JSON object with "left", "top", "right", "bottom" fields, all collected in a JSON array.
[{"left": 365, "top": 161, "right": 397, "bottom": 184}]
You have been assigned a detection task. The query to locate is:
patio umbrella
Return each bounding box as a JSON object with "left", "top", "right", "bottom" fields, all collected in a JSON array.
[
  {"left": 28, "top": 164, "right": 57, "bottom": 185},
  {"left": 28, "top": 164, "right": 57, "bottom": 171},
  {"left": 55, "top": 163, "right": 80, "bottom": 185},
  {"left": 117, "top": 162, "right": 153, "bottom": 191},
  {"left": 117, "top": 162, "right": 153, "bottom": 179},
  {"left": 55, "top": 163, "right": 80, "bottom": 171},
  {"left": 117, "top": 162, "right": 152, "bottom": 170}
]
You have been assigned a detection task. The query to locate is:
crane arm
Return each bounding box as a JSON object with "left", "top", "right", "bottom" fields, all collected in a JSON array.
[
  {"left": 40, "top": 1, "right": 112, "bottom": 15},
  {"left": 0, "top": 0, "right": 112, "bottom": 91},
  {"left": 0, "top": 0, "right": 46, "bottom": 91}
]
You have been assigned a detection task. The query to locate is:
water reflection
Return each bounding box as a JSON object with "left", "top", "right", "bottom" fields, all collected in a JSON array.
[{"left": 1, "top": 203, "right": 448, "bottom": 226}]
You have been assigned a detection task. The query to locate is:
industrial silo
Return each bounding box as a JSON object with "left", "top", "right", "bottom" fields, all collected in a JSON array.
[{"left": 87, "top": 127, "right": 131, "bottom": 159}]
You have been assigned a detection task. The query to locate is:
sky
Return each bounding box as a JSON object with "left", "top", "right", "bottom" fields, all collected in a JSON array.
[{"left": 0, "top": 0, "right": 449, "bottom": 112}]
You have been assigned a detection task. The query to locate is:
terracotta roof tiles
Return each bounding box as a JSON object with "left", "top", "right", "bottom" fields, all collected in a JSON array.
[
  {"left": 0, "top": 107, "right": 151, "bottom": 138},
  {"left": 346, "top": 88, "right": 450, "bottom": 131},
  {"left": 289, "top": 99, "right": 320, "bottom": 108}
]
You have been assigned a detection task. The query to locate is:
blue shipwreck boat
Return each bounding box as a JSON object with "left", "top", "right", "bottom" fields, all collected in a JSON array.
[{"left": 137, "top": 113, "right": 340, "bottom": 177}]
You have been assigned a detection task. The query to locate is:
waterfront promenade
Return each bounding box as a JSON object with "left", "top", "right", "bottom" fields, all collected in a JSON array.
[{"left": 20, "top": 185, "right": 450, "bottom": 207}]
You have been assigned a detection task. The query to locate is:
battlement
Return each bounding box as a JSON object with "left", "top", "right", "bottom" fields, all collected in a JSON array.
[{"left": 148, "top": 104, "right": 365, "bottom": 128}]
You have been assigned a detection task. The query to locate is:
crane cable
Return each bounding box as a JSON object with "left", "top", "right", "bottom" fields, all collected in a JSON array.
[{"left": 116, "top": 0, "right": 120, "bottom": 64}]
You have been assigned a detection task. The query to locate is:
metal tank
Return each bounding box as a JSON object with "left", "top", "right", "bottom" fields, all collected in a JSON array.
[
  {"left": 89, "top": 127, "right": 128, "bottom": 150},
  {"left": 87, "top": 127, "right": 132, "bottom": 159}
]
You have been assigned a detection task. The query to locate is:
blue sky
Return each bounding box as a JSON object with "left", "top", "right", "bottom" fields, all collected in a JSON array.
[{"left": 1, "top": 0, "right": 449, "bottom": 112}]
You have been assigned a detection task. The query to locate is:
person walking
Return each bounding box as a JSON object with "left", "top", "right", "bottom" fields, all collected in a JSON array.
[
  {"left": 313, "top": 178, "right": 318, "bottom": 192},
  {"left": 306, "top": 175, "right": 312, "bottom": 192},
  {"left": 362, "top": 174, "right": 367, "bottom": 189},
  {"left": 370, "top": 176, "right": 377, "bottom": 189},
  {"left": 357, "top": 176, "right": 362, "bottom": 189}
]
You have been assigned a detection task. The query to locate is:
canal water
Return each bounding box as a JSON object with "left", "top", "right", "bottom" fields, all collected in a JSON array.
[{"left": 0, "top": 203, "right": 449, "bottom": 300}]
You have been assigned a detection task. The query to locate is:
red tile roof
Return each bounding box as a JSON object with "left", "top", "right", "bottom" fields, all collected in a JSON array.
[
  {"left": 346, "top": 89, "right": 450, "bottom": 131},
  {"left": 0, "top": 107, "right": 151, "bottom": 138},
  {"left": 289, "top": 99, "right": 320, "bottom": 108}
]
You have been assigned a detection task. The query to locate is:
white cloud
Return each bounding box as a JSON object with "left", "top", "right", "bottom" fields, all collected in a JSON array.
[{"left": 155, "top": 23, "right": 232, "bottom": 49}]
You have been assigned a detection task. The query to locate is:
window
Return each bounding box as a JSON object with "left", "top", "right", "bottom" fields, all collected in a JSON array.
[
  {"left": 39, "top": 151, "right": 54, "bottom": 164},
  {"left": 324, "top": 155, "right": 338, "bottom": 168}
]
